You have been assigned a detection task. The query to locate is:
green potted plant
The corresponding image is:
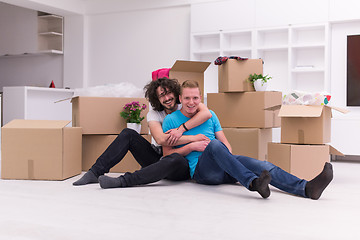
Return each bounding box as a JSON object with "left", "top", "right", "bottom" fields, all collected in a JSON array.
[
  {"left": 120, "top": 101, "right": 147, "bottom": 133},
  {"left": 248, "top": 73, "right": 272, "bottom": 91}
]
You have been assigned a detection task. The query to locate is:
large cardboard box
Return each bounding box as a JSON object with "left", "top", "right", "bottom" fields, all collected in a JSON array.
[
  {"left": 82, "top": 134, "right": 151, "bottom": 173},
  {"left": 267, "top": 142, "right": 342, "bottom": 180},
  {"left": 207, "top": 91, "right": 282, "bottom": 128},
  {"left": 72, "top": 96, "right": 149, "bottom": 135},
  {"left": 169, "top": 60, "right": 210, "bottom": 100},
  {"left": 218, "top": 59, "right": 263, "bottom": 92},
  {"left": 1, "top": 120, "right": 82, "bottom": 180},
  {"left": 279, "top": 105, "right": 348, "bottom": 144},
  {"left": 223, "top": 128, "right": 272, "bottom": 160}
]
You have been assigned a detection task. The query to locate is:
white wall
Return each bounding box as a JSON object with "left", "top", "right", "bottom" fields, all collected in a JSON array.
[
  {"left": 85, "top": 5, "right": 191, "bottom": 89},
  {"left": 63, "top": 15, "right": 85, "bottom": 89}
]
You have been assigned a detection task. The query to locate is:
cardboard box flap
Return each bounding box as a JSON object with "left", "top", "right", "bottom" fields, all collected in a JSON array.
[
  {"left": 170, "top": 60, "right": 210, "bottom": 73},
  {"left": 264, "top": 105, "right": 281, "bottom": 111},
  {"left": 329, "top": 145, "right": 344, "bottom": 156},
  {"left": 328, "top": 106, "right": 349, "bottom": 114},
  {"left": 278, "top": 105, "right": 324, "bottom": 117},
  {"left": 3, "top": 119, "right": 71, "bottom": 129}
]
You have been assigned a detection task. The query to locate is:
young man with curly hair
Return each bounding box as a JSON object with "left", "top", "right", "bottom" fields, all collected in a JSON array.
[{"left": 73, "top": 78, "right": 211, "bottom": 188}]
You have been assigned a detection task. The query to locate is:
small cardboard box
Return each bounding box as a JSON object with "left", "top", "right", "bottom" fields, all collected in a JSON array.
[
  {"left": 82, "top": 134, "right": 151, "bottom": 173},
  {"left": 1, "top": 120, "right": 82, "bottom": 180},
  {"left": 267, "top": 142, "right": 343, "bottom": 180},
  {"left": 279, "top": 105, "right": 348, "bottom": 144},
  {"left": 223, "top": 128, "right": 272, "bottom": 160},
  {"left": 218, "top": 59, "right": 263, "bottom": 92},
  {"left": 207, "top": 91, "right": 282, "bottom": 128},
  {"left": 72, "top": 96, "right": 149, "bottom": 135},
  {"left": 169, "top": 60, "right": 210, "bottom": 100}
]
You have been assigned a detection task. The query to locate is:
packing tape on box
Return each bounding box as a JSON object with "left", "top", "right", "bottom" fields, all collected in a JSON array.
[{"left": 28, "top": 159, "right": 34, "bottom": 180}]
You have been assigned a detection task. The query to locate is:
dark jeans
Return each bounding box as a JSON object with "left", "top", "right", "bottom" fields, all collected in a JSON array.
[{"left": 90, "top": 128, "right": 190, "bottom": 187}]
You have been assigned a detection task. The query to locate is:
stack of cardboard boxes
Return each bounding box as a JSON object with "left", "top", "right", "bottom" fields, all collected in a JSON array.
[
  {"left": 268, "top": 104, "right": 346, "bottom": 180},
  {"left": 207, "top": 59, "right": 282, "bottom": 161},
  {"left": 72, "top": 96, "right": 151, "bottom": 173}
]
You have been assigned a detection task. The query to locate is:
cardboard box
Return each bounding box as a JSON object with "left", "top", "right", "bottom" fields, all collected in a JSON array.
[
  {"left": 207, "top": 91, "right": 282, "bottom": 128},
  {"left": 279, "top": 105, "right": 348, "bottom": 144},
  {"left": 72, "top": 96, "right": 149, "bottom": 135},
  {"left": 267, "top": 142, "right": 342, "bottom": 180},
  {"left": 218, "top": 59, "right": 263, "bottom": 92},
  {"left": 169, "top": 60, "right": 210, "bottom": 100},
  {"left": 1, "top": 120, "right": 82, "bottom": 180},
  {"left": 223, "top": 128, "right": 272, "bottom": 160},
  {"left": 82, "top": 134, "right": 151, "bottom": 173}
]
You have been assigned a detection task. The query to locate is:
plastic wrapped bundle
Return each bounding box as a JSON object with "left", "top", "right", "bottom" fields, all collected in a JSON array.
[
  {"left": 73, "top": 82, "right": 144, "bottom": 98},
  {"left": 283, "top": 91, "right": 331, "bottom": 106}
]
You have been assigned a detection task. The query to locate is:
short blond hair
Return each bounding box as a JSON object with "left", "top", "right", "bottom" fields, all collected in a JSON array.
[{"left": 180, "top": 80, "right": 200, "bottom": 95}]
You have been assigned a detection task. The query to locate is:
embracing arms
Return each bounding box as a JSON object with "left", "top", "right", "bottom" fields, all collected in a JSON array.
[{"left": 149, "top": 102, "right": 212, "bottom": 147}]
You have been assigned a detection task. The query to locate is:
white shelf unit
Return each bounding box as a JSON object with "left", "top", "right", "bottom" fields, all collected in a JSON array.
[
  {"left": 289, "top": 24, "right": 329, "bottom": 93},
  {"left": 2, "top": 86, "right": 74, "bottom": 126},
  {"left": 38, "top": 14, "right": 64, "bottom": 54},
  {"left": 190, "top": 23, "right": 329, "bottom": 95},
  {"left": 255, "top": 27, "right": 289, "bottom": 92},
  {"left": 222, "top": 30, "right": 253, "bottom": 58}
]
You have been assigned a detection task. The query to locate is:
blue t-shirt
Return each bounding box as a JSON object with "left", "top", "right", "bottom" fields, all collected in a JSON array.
[{"left": 162, "top": 110, "right": 222, "bottom": 177}]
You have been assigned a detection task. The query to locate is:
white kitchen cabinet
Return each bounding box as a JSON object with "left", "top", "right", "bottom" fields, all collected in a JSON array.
[
  {"left": 2, "top": 86, "right": 74, "bottom": 126},
  {"left": 38, "top": 13, "right": 64, "bottom": 54}
]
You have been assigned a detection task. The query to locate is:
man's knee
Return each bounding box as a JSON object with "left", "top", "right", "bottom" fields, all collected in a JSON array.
[
  {"left": 263, "top": 161, "right": 276, "bottom": 172},
  {"left": 119, "top": 128, "right": 139, "bottom": 138},
  {"left": 207, "top": 139, "right": 226, "bottom": 153}
]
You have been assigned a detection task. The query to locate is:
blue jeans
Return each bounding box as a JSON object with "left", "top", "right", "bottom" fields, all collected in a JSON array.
[{"left": 193, "top": 139, "right": 308, "bottom": 197}]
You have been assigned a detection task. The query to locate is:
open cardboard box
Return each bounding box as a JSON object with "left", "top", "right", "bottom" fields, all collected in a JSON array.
[
  {"left": 207, "top": 91, "right": 282, "bottom": 128},
  {"left": 169, "top": 60, "right": 210, "bottom": 101},
  {"left": 267, "top": 142, "right": 343, "bottom": 181},
  {"left": 1, "top": 120, "right": 82, "bottom": 180},
  {"left": 279, "top": 105, "right": 348, "bottom": 144}
]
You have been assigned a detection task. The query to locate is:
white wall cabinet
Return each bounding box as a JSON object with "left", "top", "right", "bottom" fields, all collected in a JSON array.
[
  {"left": 2, "top": 87, "right": 74, "bottom": 126},
  {"left": 38, "top": 14, "right": 64, "bottom": 54},
  {"left": 191, "top": 23, "right": 329, "bottom": 96},
  {"left": 0, "top": 3, "right": 64, "bottom": 57}
]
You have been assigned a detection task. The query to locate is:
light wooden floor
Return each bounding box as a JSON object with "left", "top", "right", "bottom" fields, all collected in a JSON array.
[{"left": 0, "top": 161, "right": 358, "bottom": 239}]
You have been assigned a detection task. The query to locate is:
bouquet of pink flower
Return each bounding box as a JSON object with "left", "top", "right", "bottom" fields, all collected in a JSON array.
[{"left": 120, "top": 101, "right": 147, "bottom": 124}]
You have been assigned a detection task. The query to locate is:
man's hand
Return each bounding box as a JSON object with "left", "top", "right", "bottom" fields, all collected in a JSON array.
[
  {"left": 192, "top": 134, "right": 210, "bottom": 142},
  {"left": 165, "top": 127, "right": 185, "bottom": 146},
  {"left": 189, "top": 139, "right": 210, "bottom": 152}
]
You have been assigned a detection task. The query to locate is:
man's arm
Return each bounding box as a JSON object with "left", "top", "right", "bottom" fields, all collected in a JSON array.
[
  {"left": 165, "top": 103, "right": 212, "bottom": 145},
  {"left": 162, "top": 139, "right": 210, "bottom": 157},
  {"left": 148, "top": 121, "right": 209, "bottom": 146},
  {"left": 215, "top": 130, "right": 232, "bottom": 153}
]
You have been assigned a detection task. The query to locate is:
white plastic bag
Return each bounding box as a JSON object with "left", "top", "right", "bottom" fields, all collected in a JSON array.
[
  {"left": 282, "top": 91, "right": 331, "bottom": 105},
  {"left": 73, "top": 82, "right": 144, "bottom": 98}
]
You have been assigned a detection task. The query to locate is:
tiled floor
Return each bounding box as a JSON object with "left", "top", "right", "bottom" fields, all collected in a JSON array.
[{"left": 0, "top": 161, "right": 358, "bottom": 239}]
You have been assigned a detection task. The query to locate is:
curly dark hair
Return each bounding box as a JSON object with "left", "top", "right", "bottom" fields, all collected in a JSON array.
[{"left": 144, "top": 77, "right": 181, "bottom": 111}]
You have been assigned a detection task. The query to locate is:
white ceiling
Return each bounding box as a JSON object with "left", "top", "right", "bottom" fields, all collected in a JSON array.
[{"left": 0, "top": 0, "right": 222, "bottom": 15}]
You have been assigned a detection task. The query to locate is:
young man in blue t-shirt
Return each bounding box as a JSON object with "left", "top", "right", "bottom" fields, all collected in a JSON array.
[{"left": 162, "top": 80, "right": 333, "bottom": 200}]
